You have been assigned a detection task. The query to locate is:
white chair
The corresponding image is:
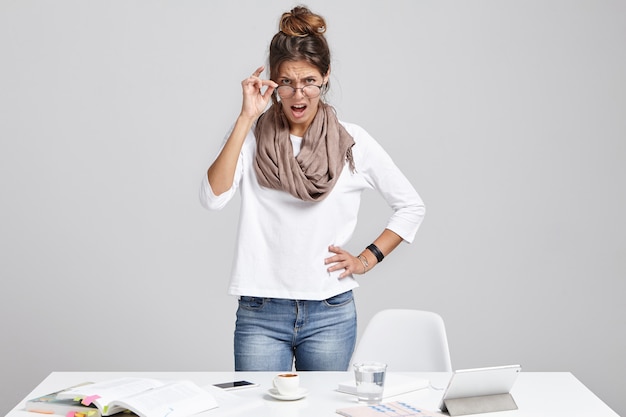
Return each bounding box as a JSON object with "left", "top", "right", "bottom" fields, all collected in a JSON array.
[{"left": 350, "top": 309, "right": 452, "bottom": 372}]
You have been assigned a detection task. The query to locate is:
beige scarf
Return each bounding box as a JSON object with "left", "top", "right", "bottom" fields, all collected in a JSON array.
[{"left": 254, "top": 103, "right": 355, "bottom": 202}]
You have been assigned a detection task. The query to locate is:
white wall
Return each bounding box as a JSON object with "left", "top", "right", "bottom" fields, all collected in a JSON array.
[{"left": 1, "top": 0, "right": 624, "bottom": 415}]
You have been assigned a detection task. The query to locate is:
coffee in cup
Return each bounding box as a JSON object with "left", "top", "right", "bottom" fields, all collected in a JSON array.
[{"left": 273, "top": 373, "right": 300, "bottom": 395}]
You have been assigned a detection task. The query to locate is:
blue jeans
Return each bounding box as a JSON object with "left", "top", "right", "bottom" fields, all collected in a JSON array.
[{"left": 234, "top": 290, "right": 357, "bottom": 371}]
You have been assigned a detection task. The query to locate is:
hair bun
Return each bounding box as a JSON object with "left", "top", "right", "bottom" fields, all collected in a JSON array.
[{"left": 279, "top": 6, "right": 326, "bottom": 37}]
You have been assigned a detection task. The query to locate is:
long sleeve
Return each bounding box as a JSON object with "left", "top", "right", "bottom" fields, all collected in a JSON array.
[
  {"left": 349, "top": 123, "right": 425, "bottom": 243},
  {"left": 198, "top": 129, "right": 250, "bottom": 211}
]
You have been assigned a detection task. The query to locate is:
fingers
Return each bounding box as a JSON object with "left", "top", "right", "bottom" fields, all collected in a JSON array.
[
  {"left": 327, "top": 244, "right": 343, "bottom": 255},
  {"left": 241, "top": 73, "right": 261, "bottom": 91},
  {"left": 244, "top": 66, "right": 277, "bottom": 87},
  {"left": 239, "top": 66, "right": 278, "bottom": 118},
  {"left": 243, "top": 66, "right": 264, "bottom": 87},
  {"left": 241, "top": 67, "right": 278, "bottom": 96},
  {"left": 261, "top": 78, "right": 278, "bottom": 92},
  {"left": 325, "top": 245, "right": 360, "bottom": 278},
  {"left": 252, "top": 66, "right": 264, "bottom": 77}
]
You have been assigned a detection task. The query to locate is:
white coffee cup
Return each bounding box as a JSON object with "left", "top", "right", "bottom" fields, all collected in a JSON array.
[{"left": 273, "top": 373, "right": 300, "bottom": 395}]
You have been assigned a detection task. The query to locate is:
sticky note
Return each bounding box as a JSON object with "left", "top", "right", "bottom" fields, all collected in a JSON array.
[
  {"left": 66, "top": 412, "right": 76, "bottom": 417},
  {"left": 81, "top": 395, "right": 101, "bottom": 406}
]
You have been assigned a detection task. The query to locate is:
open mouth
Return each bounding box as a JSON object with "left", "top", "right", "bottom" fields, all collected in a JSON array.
[{"left": 291, "top": 104, "right": 307, "bottom": 117}]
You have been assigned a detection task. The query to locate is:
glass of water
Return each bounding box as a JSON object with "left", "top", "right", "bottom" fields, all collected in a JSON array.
[{"left": 353, "top": 362, "right": 387, "bottom": 404}]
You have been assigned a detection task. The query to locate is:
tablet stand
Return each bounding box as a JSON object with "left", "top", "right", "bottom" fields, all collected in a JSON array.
[{"left": 444, "top": 393, "right": 518, "bottom": 416}]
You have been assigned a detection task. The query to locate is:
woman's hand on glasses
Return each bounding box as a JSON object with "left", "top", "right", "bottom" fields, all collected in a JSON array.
[{"left": 240, "top": 66, "right": 278, "bottom": 120}]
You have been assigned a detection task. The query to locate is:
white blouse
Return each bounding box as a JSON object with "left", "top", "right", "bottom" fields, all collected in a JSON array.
[{"left": 199, "top": 121, "right": 425, "bottom": 300}]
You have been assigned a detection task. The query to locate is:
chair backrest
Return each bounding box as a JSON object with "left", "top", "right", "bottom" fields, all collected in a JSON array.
[{"left": 350, "top": 309, "right": 452, "bottom": 372}]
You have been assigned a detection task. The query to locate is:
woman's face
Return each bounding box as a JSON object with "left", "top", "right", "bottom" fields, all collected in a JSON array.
[{"left": 275, "top": 60, "right": 329, "bottom": 137}]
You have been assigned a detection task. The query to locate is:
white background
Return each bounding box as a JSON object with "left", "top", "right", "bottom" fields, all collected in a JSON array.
[{"left": 1, "top": 0, "right": 624, "bottom": 415}]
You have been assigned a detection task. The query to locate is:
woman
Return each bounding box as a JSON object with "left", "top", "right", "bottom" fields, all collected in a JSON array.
[{"left": 199, "top": 6, "right": 425, "bottom": 371}]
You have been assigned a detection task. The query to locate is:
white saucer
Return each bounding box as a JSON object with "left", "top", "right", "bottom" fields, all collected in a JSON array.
[{"left": 267, "top": 387, "right": 309, "bottom": 401}]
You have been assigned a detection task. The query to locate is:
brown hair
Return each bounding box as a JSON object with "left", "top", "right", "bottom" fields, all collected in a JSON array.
[{"left": 268, "top": 6, "right": 331, "bottom": 105}]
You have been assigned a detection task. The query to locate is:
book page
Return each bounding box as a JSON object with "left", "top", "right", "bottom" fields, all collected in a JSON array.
[
  {"left": 25, "top": 383, "right": 102, "bottom": 417},
  {"left": 204, "top": 386, "right": 264, "bottom": 416},
  {"left": 113, "top": 381, "right": 218, "bottom": 417},
  {"left": 57, "top": 378, "right": 165, "bottom": 415}
]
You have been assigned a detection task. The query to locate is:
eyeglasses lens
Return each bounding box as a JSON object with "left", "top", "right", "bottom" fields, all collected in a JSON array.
[{"left": 277, "top": 86, "right": 321, "bottom": 99}]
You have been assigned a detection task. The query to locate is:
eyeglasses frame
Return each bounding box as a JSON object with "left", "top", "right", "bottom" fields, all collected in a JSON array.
[{"left": 275, "top": 84, "right": 325, "bottom": 99}]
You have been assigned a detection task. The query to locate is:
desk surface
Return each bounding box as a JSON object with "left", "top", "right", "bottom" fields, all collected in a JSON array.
[{"left": 5, "top": 371, "right": 619, "bottom": 417}]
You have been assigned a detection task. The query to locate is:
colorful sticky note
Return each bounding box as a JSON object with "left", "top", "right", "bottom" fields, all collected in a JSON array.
[
  {"left": 66, "top": 412, "right": 76, "bottom": 417},
  {"left": 81, "top": 395, "right": 101, "bottom": 406}
]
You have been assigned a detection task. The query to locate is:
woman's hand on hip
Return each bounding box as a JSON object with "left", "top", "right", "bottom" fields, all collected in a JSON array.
[{"left": 325, "top": 245, "right": 365, "bottom": 278}]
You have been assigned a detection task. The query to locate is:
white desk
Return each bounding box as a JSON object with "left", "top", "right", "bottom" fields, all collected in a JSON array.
[{"left": 5, "top": 371, "right": 619, "bottom": 417}]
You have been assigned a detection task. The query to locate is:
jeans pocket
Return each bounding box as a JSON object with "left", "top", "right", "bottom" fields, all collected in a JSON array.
[
  {"left": 238, "top": 296, "right": 265, "bottom": 310},
  {"left": 323, "top": 290, "right": 353, "bottom": 307}
]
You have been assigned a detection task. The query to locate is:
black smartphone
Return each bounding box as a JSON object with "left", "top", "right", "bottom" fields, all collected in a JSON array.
[{"left": 213, "top": 380, "right": 259, "bottom": 390}]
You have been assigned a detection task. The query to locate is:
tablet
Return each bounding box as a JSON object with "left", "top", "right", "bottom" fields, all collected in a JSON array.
[{"left": 439, "top": 365, "right": 521, "bottom": 412}]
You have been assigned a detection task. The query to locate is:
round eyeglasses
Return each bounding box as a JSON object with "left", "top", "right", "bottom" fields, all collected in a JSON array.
[{"left": 276, "top": 84, "right": 323, "bottom": 99}]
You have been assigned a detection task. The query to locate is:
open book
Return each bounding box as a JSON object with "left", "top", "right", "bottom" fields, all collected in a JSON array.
[
  {"left": 56, "top": 377, "right": 218, "bottom": 417},
  {"left": 26, "top": 382, "right": 101, "bottom": 417}
]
